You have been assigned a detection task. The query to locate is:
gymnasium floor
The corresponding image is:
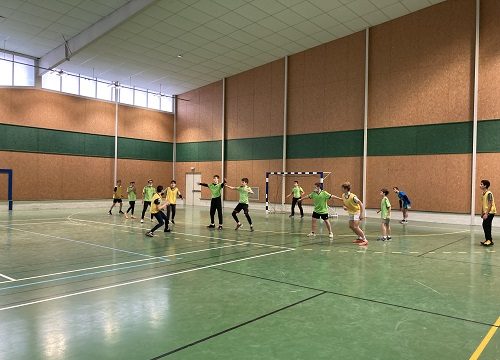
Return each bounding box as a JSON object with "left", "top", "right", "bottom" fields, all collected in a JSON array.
[{"left": 0, "top": 206, "right": 499, "bottom": 360}]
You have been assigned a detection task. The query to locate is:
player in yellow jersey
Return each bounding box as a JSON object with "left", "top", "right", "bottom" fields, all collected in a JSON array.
[
  {"left": 145, "top": 185, "right": 170, "bottom": 236},
  {"left": 340, "top": 182, "right": 368, "bottom": 246},
  {"left": 480, "top": 180, "right": 496, "bottom": 246},
  {"left": 166, "top": 180, "right": 183, "bottom": 224},
  {"left": 108, "top": 180, "right": 124, "bottom": 215}
]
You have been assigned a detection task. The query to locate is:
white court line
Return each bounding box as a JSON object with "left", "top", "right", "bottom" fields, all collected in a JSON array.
[
  {"left": 414, "top": 280, "right": 441, "bottom": 295},
  {"left": 0, "top": 218, "right": 67, "bottom": 223},
  {"left": 67, "top": 217, "right": 294, "bottom": 251},
  {"left": 6, "top": 221, "right": 82, "bottom": 226},
  {"left": 0, "top": 273, "right": 16, "bottom": 281},
  {"left": 0, "top": 225, "right": 166, "bottom": 261},
  {"left": 0, "top": 248, "right": 293, "bottom": 311}
]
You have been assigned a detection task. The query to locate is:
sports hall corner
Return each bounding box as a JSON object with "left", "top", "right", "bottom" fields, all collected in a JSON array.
[{"left": 1, "top": 0, "right": 500, "bottom": 359}]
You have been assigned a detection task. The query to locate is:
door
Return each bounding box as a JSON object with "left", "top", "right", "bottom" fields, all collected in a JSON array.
[{"left": 185, "top": 173, "right": 202, "bottom": 206}]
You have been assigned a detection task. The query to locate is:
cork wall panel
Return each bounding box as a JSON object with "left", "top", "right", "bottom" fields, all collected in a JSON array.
[
  {"left": 476, "top": 153, "right": 500, "bottom": 214},
  {"left": 177, "top": 81, "right": 222, "bottom": 143},
  {"left": 366, "top": 154, "right": 471, "bottom": 213},
  {"left": 225, "top": 60, "right": 284, "bottom": 140},
  {"left": 369, "top": 0, "right": 475, "bottom": 128},
  {"left": 0, "top": 88, "right": 172, "bottom": 141},
  {"left": 287, "top": 32, "right": 365, "bottom": 135},
  {"left": 119, "top": 106, "right": 173, "bottom": 143},
  {"left": 478, "top": 0, "right": 500, "bottom": 120},
  {"left": 0, "top": 151, "right": 171, "bottom": 200}
]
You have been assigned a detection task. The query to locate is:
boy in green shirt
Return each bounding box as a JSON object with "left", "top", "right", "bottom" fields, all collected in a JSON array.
[
  {"left": 226, "top": 178, "right": 254, "bottom": 231},
  {"left": 198, "top": 175, "right": 225, "bottom": 230},
  {"left": 141, "top": 179, "right": 156, "bottom": 223},
  {"left": 299, "top": 182, "right": 336, "bottom": 238},
  {"left": 376, "top": 188, "right": 392, "bottom": 241},
  {"left": 286, "top": 180, "right": 304, "bottom": 218},
  {"left": 125, "top": 181, "right": 137, "bottom": 219}
]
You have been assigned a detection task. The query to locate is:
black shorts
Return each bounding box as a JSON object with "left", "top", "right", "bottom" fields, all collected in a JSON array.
[
  {"left": 233, "top": 203, "right": 249, "bottom": 213},
  {"left": 312, "top": 211, "right": 328, "bottom": 220},
  {"left": 113, "top": 198, "right": 122, "bottom": 204}
]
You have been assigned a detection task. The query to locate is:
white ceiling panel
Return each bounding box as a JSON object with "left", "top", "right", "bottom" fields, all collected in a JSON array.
[{"left": 0, "top": 0, "right": 445, "bottom": 95}]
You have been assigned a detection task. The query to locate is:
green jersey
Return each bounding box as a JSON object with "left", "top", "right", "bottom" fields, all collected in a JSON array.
[
  {"left": 292, "top": 185, "right": 303, "bottom": 198},
  {"left": 238, "top": 186, "right": 251, "bottom": 204},
  {"left": 380, "top": 196, "right": 391, "bottom": 219},
  {"left": 143, "top": 185, "right": 155, "bottom": 202},
  {"left": 208, "top": 183, "right": 223, "bottom": 198},
  {"left": 308, "top": 190, "right": 331, "bottom": 214},
  {"left": 127, "top": 186, "right": 137, "bottom": 201}
]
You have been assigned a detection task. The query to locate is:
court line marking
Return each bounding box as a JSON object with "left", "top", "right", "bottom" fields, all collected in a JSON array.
[
  {"left": 67, "top": 216, "right": 294, "bottom": 250},
  {"left": 414, "top": 280, "right": 441, "bottom": 295},
  {"left": 469, "top": 316, "right": 500, "bottom": 360},
  {"left": 0, "top": 273, "right": 16, "bottom": 281},
  {"left": 6, "top": 221, "right": 82, "bottom": 226},
  {"left": 0, "top": 243, "right": 243, "bottom": 285},
  {"left": 0, "top": 225, "right": 169, "bottom": 261},
  {"left": 0, "top": 218, "right": 67, "bottom": 223},
  {"left": 0, "top": 248, "right": 293, "bottom": 311}
]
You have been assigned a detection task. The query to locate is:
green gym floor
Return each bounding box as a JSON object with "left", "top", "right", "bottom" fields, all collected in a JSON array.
[{"left": 0, "top": 207, "right": 499, "bottom": 360}]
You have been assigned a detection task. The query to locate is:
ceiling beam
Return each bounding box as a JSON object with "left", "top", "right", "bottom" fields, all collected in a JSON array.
[{"left": 39, "top": 0, "right": 157, "bottom": 75}]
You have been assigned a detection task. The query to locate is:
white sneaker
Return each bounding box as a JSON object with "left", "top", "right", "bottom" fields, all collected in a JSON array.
[
  {"left": 140, "top": 219, "right": 144, "bottom": 223},
  {"left": 125, "top": 214, "right": 128, "bottom": 219},
  {"left": 150, "top": 218, "right": 154, "bottom": 222},
  {"left": 307, "top": 232, "right": 316, "bottom": 237},
  {"left": 329, "top": 232, "right": 334, "bottom": 239}
]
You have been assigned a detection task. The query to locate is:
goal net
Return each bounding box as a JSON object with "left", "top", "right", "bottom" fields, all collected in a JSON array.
[{"left": 265, "top": 171, "right": 338, "bottom": 217}]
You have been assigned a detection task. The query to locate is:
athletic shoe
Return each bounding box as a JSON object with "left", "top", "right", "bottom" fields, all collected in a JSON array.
[
  {"left": 377, "top": 236, "right": 385, "bottom": 241},
  {"left": 300, "top": 215, "right": 304, "bottom": 218},
  {"left": 119, "top": 211, "right": 124, "bottom": 214},
  {"left": 250, "top": 225, "right": 254, "bottom": 232},
  {"left": 131, "top": 216, "right": 136, "bottom": 219},
  {"left": 150, "top": 218, "right": 154, "bottom": 222},
  {"left": 235, "top": 223, "right": 242, "bottom": 230},
  {"left": 400, "top": 220, "right": 408, "bottom": 224},
  {"left": 481, "top": 240, "right": 494, "bottom": 246},
  {"left": 108, "top": 211, "right": 112, "bottom": 215},
  {"left": 289, "top": 214, "right": 294, "bottom": 218},
  {"left": 328, "top": 232, "right": 334, "bottom": 239},
  {"left": 307, "top": 232, "right": 316, "bottom": 237},
  {"left": 353, "top": 239, "right": 365, "bottom": 244},
  {"left": 387, "top": 236, "right": 392, "bottom": 240},
  {"left": 218, "top": 225, "right": 223, "bottom": 230},
  {"left": 171, "top": 219, "right": 175, "bottom": 224},
  {"left": 358, "top": 239, "right": 369, "bottom": 246},
  {"left": 125, "top": 214, "right": 129, "bottom": 219},
  {"left": 207, "top": 224, "right": 215, "bottom": 229},
  {"left": 140, "top": 219, "right": 144, "bottom": 223},
  {"left": 164, "top": 228, "right": 171, "bottom": 233},
  {"left": 145, "top": 231, "right": 154, "bottom": 237}
]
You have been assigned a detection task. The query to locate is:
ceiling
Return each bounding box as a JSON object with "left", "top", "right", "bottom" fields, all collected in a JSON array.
[{"left": 0, "top": 0, "right": 444, "bottom": 95}]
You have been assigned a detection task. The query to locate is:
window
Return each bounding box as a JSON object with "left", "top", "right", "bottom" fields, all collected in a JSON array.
[
  {"left": 0, "top": 55, "right": 13, "bottom": 86},
  {"left": 96, "top": 80, "right": 112, "bottom": 101},
  {"left": 119, "top": 86, "right": 134, "bottom": 105},
  {"left": 161, "top": 96, "right": 173, "bottom": 112},
  {"left": 13, "top": 55, "right": 34, "bottom": 86},
  {"left": 61, "top": 73, "right": 79, "bottom": 95},
  {"left": 134, "top": 88, "right": 147, "bottom": 108},
  {"left": 80, "top": 76, "right": 96, "bottom": 98},
  {"left": 147, "top": 92, "right": 160, "bottom": 110},
  {"left": 42, "top": 71, "right": 61, "bottom": 91}
]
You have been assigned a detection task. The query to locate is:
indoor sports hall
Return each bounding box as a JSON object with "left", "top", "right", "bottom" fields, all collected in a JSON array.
[{"left": 1, "top": 1, "right": 499, "bottom": 359}]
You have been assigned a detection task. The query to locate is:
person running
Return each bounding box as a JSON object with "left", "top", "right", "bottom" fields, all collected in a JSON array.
[
  {"left": 108, "top": 180, "right": 124, "bottom": 215},
  {"left": 480, "top": 180, "right": 496, "bottom": 247},
  {"left": 376, "top": 188, "right": 392, "bottom": 241},
  {"left": 341, "top": 182, "right": 368, "bottom": 246},
  {"left": 226, "top": 178, "right": 254, "bottom": 231},
  {"left": 141, "top": 179, "right": 155, "bottom": 223},
  {"left": 125, "top": 181, "right": 137, "bottom": 219},
  {"left": 199, "top": 175, "right": 225, "bottom": 230},
  {"left": 166, "top": 180, "right": 183, "bottom": 224},
  {"left": 145, "top": 185, "right": 170, "bottom": 237},
  {"left": 286, "top": 180, "right": 304, "bottom": 218},
  {"left": 298, "top": 182, "right": 334, "bottom": 238},
  {"left": 393, "top": 187, "right": 411, "bottom": 224}
]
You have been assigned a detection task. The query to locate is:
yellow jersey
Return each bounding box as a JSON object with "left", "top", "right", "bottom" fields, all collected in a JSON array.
[
  {"left": 113, "top": 186, "right": 123, "bottom": 199},
  {"left": 343, "top": 192, "right": 361, "bottom": 215},
  {"left": 166, "top": 187, "right": 180, "bottom": 204},
  {"left": 482, "top": 190, "right": 496, "bottom": 215},
  {"left": 151, "top": 193, "right": 162, "bottom": 214}
]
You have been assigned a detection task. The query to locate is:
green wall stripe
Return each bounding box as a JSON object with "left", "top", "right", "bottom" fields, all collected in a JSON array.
[
  {"left": 176, "top": 141, "right": 221, "bottom": 162},
  {"left": 287, "top": 130, "right": 364, "bottom": 158},
  {"left": 226, "top": 136, "right": 283, "bottom": 161},
  {"left": 478, "top": 119, "right": 500, "bottom": 153},
  {"left": 0, "top": 123, "right": 172, "bottom": 161}
]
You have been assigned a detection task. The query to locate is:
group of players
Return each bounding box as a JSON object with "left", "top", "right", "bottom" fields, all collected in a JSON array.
[{"left": 107, "top": 175, "right": 496, "bottom": 247}]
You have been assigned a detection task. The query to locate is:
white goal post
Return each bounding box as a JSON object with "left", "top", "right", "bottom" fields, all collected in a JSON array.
[{"left": 265, "top": 171, "right": 337, "bottom": 217}]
